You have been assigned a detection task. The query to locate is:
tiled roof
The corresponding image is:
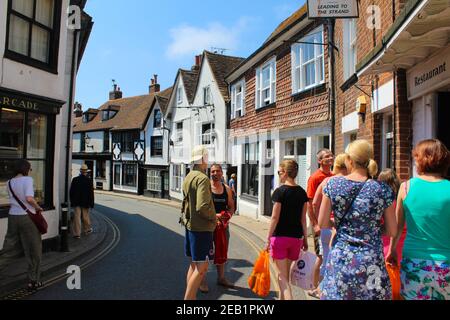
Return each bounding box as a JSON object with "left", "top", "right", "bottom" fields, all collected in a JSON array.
[
  {"left": 154, "top": 87, "right": 173, "bottom": 114},
  {"left": 264, "top": 5, "right": 308, "bottom": 44},
  {"left": 73, "top": 94, "right": 156, "bottom": 132},
  {"left": 180, "top": 69, "right": 199, "bottom": 104},
  {"left": 204, "top": 51, "right": 245, "bottom": 102}
]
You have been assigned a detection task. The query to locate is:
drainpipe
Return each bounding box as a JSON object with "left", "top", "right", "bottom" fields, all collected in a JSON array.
[
  {"left": 62, "top": 28, "right": 80, "bottom": 251},
  {"left": 393, "top": 70, "right": 397, "bottom": 172},
  {"left": 328, "top": 19, "right": 337, "bottom": 154}
]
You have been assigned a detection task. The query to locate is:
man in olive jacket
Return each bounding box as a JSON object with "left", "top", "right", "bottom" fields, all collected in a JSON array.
[{"left": 182, "top": 146, "right": 217, "bottom": 300}]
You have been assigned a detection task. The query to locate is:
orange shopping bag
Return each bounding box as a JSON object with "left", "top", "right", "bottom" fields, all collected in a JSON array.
[
  {"left": 248, "top": 250, "right": 270, "bottom": 298},
  {"left": 386, "top": 263, "right": 402, "bottom": 300}
]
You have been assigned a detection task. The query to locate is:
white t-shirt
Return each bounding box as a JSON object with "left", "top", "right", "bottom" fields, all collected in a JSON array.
[{"left": 7, "top": 176, "right": 35, "bottom": 216}]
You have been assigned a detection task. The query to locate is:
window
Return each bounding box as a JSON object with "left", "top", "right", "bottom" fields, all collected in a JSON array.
[
  {"left": 122, "top": 164, "right": 136, "bottom": 187},
  {"left": 172, "top": 164, "right": 183, "bottom": 192},
  {"left": 382, "top": 114, "right": 394, "bottom": 169},
  {"left": 114, "top": 164, "right": 121, "bottom": 185},
  {"left": 242, "top": 143, "right": 259, "bottom": 197},
  {"left": 112, "top": 131, "right": 140, "bottom": 153},
  {"left": 231, "top": 80, "right": 245, "bottom": 119},
  {"left": 103, "top": 131, "right": 110, "bottom": 152},
  {"left": 175, "top": 122, "right": 183, "bottom": 143},
  {"left": 151, "top": 136, "right": 163, "bottom": 157},
  {"left": 256, "top": 58, "right": 276, "bottom": 109},
  {"left": 203, "top": 86, "right": 211, "bottom": 105},
  {"left": 153, "top": 109, "right": 162, "bottom": 128},
  {"left": 291, "top": 26, "right": 325, "bottom": 93},
  {"left": 6, "top": 0, "right": 60, "bottom": 70},
  {"left": 343, "top": 19, "right": 357, "bottom": 80},
  {"left": 102, "top": 109, "right": 117, "bottom": 121},
  {"left": 198, "top": 123, "right": 214, "bottom": 145},
  {"left": 96, "top": 160, "right": 106, "bottom": 179},
  {"left": 147, "top": 170, "right": 161, "bottom": 192},
  {"left": 285, "top": 141, "right": 295, "bottom": 156},
  {"left": 0, "top": 108, "right": 50, "bottom": 209},
  {"left": 177, "top": 87, "right": 183, "bottom": 104},
  {"left": 320, "top": 135, "right": 330, "bottom": 150}
]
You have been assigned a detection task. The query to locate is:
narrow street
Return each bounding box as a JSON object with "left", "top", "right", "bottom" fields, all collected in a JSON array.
[{"left": 28, "top": 194, "right": 279, "bottom": 300}]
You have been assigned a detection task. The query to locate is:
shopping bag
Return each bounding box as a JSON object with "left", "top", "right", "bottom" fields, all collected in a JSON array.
[
  {"left": 248, "top": 250, "right": 270, "bottom": 297},
  {"left": 290, "top": 251, "right": 317, "bottom": 290},
  {"left": 386, "top": 263, "right": 402, "bottom": 300}
]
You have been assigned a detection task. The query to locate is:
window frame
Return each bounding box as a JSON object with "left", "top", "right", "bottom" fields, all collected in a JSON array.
[
  {"left": 122, "top": 163, "right": 137, "bottom": 187},
  {"left": 291, "top": 26, "right": 325, "bottom": 94},
  {"left": 197, "top": 122, "right": 214, "bottom": 146},
  {"left": 5, "top": 0, "right": 62, "bottom": 74},
  {"left": 147, "top": 170, "right": 161, "bottom": 192},
  {"left": 151, "top": 135, "right": 163, "bottom": 157},
  {"left": 231, "top": 80, "right": 245, "bottom": 119},
  {"left": 175, "top": 121, "right": 183, "bottom": 143},
  {"left": 343, "top": 19, "right": 357, "bottom": 80},
  {"left": 171, "top": 164, "right": 183, "bottom": 192},
  {"left": 203, "top": 86, "right": 211, "bottom": 106},
  {"left": 153, "top": 109, "right": 162, "bottom": 128},
  {"left": 255, "top": 57, "right": 276, "bottom": 109}
]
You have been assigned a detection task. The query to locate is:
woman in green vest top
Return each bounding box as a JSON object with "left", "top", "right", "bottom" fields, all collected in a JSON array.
[{"left": 387, "top": 139, "right": 450, "bottom": 300}]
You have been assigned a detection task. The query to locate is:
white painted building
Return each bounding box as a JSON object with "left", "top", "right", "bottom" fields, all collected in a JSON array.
[{"left": 0, "top": 0, "right": 93, "bottom": 248}]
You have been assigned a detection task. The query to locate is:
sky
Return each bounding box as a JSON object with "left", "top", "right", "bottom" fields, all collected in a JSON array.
[{"left": 75, "top": 0, "right": 306, "bottom": 110}]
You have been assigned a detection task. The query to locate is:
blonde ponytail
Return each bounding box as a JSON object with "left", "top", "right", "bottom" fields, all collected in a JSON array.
[
  {"left": 346, "top": 140, "right": 379, "bottom": 177},
  {"left": 367, "top": 159, "right": 378, "bottom": 178}
]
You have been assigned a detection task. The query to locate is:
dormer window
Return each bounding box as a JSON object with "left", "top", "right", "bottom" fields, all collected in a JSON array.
[
  {"left": 154, "top": 109, "right": 162, "bottom": 128},
  {"left": 177, "top": 87, "right": 183, "bottom": 104},
  {"left": 82, "top": 113, "right": 95, "bottom": 123},
  {"left": 102, "top": 106, "right": 119, "bottom": 121}
]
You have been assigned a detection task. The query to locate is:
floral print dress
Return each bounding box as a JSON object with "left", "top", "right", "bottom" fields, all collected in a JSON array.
[{"left": 320, "top": 177, "right": 395, "bottom": 300}]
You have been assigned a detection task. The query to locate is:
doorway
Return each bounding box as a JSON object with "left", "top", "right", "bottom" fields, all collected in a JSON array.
[{"left": 438, "top": 92, "right": 450, "bottom": 179}]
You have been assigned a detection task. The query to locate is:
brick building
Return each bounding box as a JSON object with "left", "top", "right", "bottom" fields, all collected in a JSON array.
[{"left": 226, "top": 6, "right": 332, "bottom": 219}]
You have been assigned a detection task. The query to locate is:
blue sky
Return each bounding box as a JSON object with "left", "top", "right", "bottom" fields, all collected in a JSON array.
[{"left": 76, "top": 0, "right": 306, "bottom": 109}]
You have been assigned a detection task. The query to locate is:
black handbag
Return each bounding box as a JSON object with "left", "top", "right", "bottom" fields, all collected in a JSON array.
[{"left": 8, "top": 180, "right": 48, "bottom": 235}]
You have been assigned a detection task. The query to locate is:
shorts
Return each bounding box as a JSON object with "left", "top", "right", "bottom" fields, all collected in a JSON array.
[
  {"left": 185, "top": 229, "right": 214, "bottom": 263},
  {"left": 319, "top": 228, "right": 333, "bottom": 277},
  {"left": 313, "top": 234, "right": 322, "bottom": 256},
  {"left": 401, "top": 257, "right": 450, "bottom": 300},
  {"left": 270, "top": 237, "right": 302, "bottom": 261}
]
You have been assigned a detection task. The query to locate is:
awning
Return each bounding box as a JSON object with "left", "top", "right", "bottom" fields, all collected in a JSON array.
[{"left": 342, "top": 0, "right": 450, "bottom": 91}]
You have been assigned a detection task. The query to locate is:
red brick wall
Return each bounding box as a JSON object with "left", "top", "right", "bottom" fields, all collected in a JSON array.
[{"left": 230, "top": 21, "right": 330, "bottom": 136}]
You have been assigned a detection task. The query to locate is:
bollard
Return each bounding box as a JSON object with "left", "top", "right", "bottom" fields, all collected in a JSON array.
[{"left": 61, "top": 202, "right": 70, "bottom": 252}]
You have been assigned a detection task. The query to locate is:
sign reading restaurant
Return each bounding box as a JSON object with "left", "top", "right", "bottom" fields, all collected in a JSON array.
[
  {"left": 407, "top": 46, "right": 450, "bottom": 100},
  {"left": 307, "top": 0, "right": 359, "bottom": 18}
]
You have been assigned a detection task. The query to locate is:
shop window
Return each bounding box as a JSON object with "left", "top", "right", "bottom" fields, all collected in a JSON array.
[
  {"left": 96, "top": 160, "right": 106, "bottom": 179},
  {"left": 0, "top": 108, "right": 49, "bottom": 209},
  {"left": 172, "top": 164, "right": 183, "bottom": 192},
  {"left": 114, "top": 164, "right": 121, "bottom": 185},
  {"left": 122, "top": 164, "right": 136, "bottom": 187},
  {"left": 147, "top": 170, "right": 161, "bottom": 192},
  {"left": 6, "top": 0, "right": 61, "bottom": 72},
  {"left": 242, "top": 142, "right": 259, "bottom": 197}
]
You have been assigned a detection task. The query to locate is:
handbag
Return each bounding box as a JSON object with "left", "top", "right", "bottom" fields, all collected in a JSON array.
[{"left": 8, "top": 180, "right": 48, "bottom": 235}]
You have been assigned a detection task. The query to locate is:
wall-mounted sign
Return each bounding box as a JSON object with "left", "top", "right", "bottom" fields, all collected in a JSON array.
[
  {"left": 113, "top": 143, "right": 122, "bottom": 161},
  {"left": 134, "top": 140, "right": 145, "bottom": 162},
  {"left": 0, "top": 87, "right": 64, "bottom": 114},
  {"left": 307, "top": 0, "right": 359, "bottom": 18},
  {"left": 407, "top": 46, "right": 450, "bottom": 101}
]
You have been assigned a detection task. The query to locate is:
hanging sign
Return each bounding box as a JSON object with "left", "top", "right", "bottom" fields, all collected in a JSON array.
[{"left": 307, "top": 0, "right": 359, "bottom": 18}]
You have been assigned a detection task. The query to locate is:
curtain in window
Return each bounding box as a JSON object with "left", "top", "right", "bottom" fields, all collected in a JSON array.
[
  {"left": 31, "top": 25, "right": 50, "bottom": 63},
  {"left": 12, "top": 0, "right": 34, "bottom": 17},
  {"left": 9, "top": 15, "right": 29, "bottom": 56},
  {"left": 35, "top": 0, "right": 54, "bottom": 27}
]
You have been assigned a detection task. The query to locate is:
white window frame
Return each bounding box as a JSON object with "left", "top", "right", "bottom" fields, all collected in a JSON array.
[
  {"left": 197, "top": 122, "right": 214, "bottom": 146},
  {"left": 256, "top": 57, "right": 276, "bottom": 109},
  {"left": 231, "top": 80, "right": 245, "bottom": 119},
  {"left": 172, "top": 164, "right": 183, "bottom": 192},
  {"left": 177, "top": 87, "right": 183, "bottom": 104},
  {"left": 203, "top": 86, "right": 211, "bottom": 105},
  {"left": 382, "top": 113, "right": 394, "bottom": 169},
  {"left": 175, "top": 121, "right": 183, "bottom": 144},
  {"left": 291, "top": 26, "right": 325, "bottom": 94},
  {"left": 343, "top": 19, "right": 357, "bottom": 80},
  {"left": 147, "top": 170, "right": 161, "bottom": 192}
]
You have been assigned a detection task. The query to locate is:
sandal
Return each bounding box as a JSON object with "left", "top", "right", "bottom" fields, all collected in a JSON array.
[
  {"left": 27, "top": 281, "right": 43, "bottom": 292},
  {"left": 199, "top": 285, "right": 209, "bottom": 294},
  {"left": 306, "top": 289, "right": 321, "bottom": 299}
]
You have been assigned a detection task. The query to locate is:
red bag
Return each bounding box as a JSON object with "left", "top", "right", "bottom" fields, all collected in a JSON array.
[
  {"left": 8, "top": 181, "right": 48, "bottom": 235},
  {"left": 214, "top": 222, "right": 228, "bottom": 265},
  {"left": 386, "top": 263, "right": 402, "bottom": 300}
]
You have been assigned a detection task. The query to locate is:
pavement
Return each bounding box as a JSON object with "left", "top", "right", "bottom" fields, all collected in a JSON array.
[
  {"left": 0, "top": 190, "right": 316, "bottom": 299},
  {"left": 0, "top": 210, "right": 108, "bottom": 298}
]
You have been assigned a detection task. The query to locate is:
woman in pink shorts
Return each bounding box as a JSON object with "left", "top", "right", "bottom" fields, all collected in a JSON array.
[{"left": 267, "top": 160, "right": 309, "bottom": 300}]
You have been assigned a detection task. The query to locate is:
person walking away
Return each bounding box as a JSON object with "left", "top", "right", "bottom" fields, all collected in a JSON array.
[
  {"left": 306, "top": 149, "right": 334, "bottom": 298},
  {"left": 387, "top": 139, "right": 450, "bottom": 300},
  {"left": 181, "top": 146, "right": 217, "bottom": 300},
  {"left": 378, "top": 169, "right": 405, "bottom": 265},
  {"left": 70, "top": 164, "right": 94, "bottom": 239},
  {"left": 267, "top": 160, "right": 308, "bottom": 300},
  {"left": 200, "top": 164, "right": 236, "bottom": 293},
  {"left": 311, "top": 153, "right": 348, "bottom": 297},
  {"left": 319, "top": 140, "right": 397, "bottom": 300},
  {"left": 0, "top": 160, "right": 44, "bottom": 291}
]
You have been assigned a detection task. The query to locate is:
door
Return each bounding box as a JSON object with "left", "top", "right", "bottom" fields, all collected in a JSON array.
[
  {"left": 138, "top": 166, "right": 146, "bottom": 195},
  {"left": 438, "top": 93, "right": 450, "bottom": 179},
  {"left": 85, "top": 161, "right": 94, "bottom": 179}
]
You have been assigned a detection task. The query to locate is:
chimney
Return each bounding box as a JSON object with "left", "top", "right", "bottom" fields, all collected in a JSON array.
[
  {"left": 149, "top": 74, "right": 160, "bottom": 94},
  {"left": 109, "top": 84, "right": 123, "bottom": 100},
  {"left": 191, "top": 54, "right": 202, "bottom": 71},
  {"left": 73, "top": 102, "right": 83, "bottom": 118}
]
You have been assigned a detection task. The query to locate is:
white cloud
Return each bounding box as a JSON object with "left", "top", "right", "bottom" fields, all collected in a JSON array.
[{"left": 166, "top": 18, "right": 250, "bottom": 59}]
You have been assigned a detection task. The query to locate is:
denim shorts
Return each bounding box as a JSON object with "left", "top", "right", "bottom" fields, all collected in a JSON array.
[{"left": 184, "top": 229, "right": 214, "bottom": 263}]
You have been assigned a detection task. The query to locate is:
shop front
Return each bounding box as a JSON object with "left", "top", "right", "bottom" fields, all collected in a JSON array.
[{"left": 0, "top": 87, "right": 64, "bottom": 247}]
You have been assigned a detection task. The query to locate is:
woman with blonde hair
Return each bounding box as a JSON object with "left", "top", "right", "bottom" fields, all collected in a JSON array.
[
  {"left": 387, "top": 139, "right": 450, "bottom": 300},
  {"left": 267, "top": 159, "right": 308, "bottom": 300},
  {"left": 318, "top": 140, "right": 397, "bottom": 300}
]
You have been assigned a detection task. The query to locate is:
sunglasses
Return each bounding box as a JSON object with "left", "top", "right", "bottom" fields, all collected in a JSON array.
[{"left": 277, "top": 171, "right": 285, "bottom": 176}]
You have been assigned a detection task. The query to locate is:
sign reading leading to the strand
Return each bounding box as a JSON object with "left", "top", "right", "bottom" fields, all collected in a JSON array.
[{"left": 307, "top": 0, "right": 359, "bottom": 18}]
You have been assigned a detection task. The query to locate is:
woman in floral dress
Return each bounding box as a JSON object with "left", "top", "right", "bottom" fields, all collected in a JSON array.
[{"left": 318, "top": 140, "right": 397, "bottom": 300}]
